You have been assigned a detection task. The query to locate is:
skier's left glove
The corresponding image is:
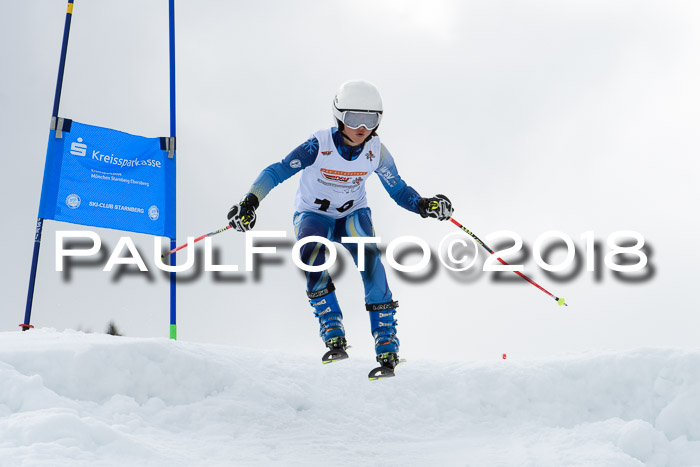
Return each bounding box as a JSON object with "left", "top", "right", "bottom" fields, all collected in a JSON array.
[
  {"left": 227, "top": 193, "right": 259, "bottom": 232},
  {"left": 418, "top": 194, "right": 453, "bottom": 221}
]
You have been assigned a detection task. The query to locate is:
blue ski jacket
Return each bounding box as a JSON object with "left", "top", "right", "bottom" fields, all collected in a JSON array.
[{"left": 247, "top": 127, "right": 422, "bottom": 214}]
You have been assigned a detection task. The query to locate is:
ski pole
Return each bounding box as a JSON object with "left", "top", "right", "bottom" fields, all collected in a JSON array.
[
  {"left": 161, "top": 225, "right": 231, "bottom": 259},
  {"left": 449, "top": 217, "right": 567, "bottom": 306}
]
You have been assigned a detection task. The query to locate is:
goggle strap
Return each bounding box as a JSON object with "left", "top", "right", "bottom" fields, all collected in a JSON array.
[{"left": 337, "top": 108, "right": 383, "bottom": 114}]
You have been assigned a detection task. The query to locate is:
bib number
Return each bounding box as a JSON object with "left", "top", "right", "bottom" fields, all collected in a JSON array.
[{"left": 314, "top": 198, "right": 354, "bottom": 213}]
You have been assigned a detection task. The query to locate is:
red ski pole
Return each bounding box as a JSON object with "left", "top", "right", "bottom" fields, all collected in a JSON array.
[
  {"left": 449, "top": 217, "right": 567, "bottom": 306},
  {"left": 161, "top": 225, "right": 231, "bottom": 259}
]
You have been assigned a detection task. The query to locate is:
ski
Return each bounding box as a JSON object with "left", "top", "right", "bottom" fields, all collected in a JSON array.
[
  {"left": 322, "top": 337, "right": 351, "bottom": 364},
  {"left": 322, "top": 345, "right": 351, "bottom": 364},
  {"left": 368, "top": 352, "right": 406, "bottom": 380},
  {"left": 368, "top": 359, "right": 406, "bottom": 380}
]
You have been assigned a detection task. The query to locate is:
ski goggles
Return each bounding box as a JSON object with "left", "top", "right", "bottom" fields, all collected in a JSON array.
[{"left": 340, "top": 111, "right": 382, "bottom": 130}]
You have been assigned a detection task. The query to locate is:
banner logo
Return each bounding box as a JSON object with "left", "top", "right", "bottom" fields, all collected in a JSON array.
[
  {"left": 65, "top": 194, "right": 81, "bottom": 209},
  {"left": 70, "top": 137, "right": 87, "bottom": 157},
  {"left": 148, "top": 205, "right": 160, "bottom": 221}
]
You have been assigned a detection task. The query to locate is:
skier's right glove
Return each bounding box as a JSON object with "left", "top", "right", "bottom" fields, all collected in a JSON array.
[
  {"left": 418, "top": 194, "right": 453, "bottom": 221},
  {"left": 227, "top": 193, "right": 259, "bottom": 232}
]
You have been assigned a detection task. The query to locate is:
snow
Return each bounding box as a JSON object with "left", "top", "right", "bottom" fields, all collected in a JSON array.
[{"left": 1, "top": 330, "right": 700, "bottom": 466}]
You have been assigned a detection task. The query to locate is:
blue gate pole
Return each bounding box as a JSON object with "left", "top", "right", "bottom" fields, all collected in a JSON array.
[
  {"left": 168, "top": 0, "right": 177, "bottom": 340},
  {"left": 22, "top": 0, "right": 76, "bottom": 331}
]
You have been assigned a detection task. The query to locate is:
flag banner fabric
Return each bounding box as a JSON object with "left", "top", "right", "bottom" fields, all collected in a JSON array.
[{"left": 38, "top": 120, "right": 176, "bottom": 238}]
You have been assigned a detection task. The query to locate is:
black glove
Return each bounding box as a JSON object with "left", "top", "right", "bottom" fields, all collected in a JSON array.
[
  {"left": 227, "top": 193, "right": 259, "bottom": 232},
  {"left": 418, "top": 194, "right": 453, "bottom": 221}
]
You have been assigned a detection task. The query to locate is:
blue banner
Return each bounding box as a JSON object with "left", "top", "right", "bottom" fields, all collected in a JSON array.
[{"left": 38, "top": 121, "right": 176, "bottom": 238}]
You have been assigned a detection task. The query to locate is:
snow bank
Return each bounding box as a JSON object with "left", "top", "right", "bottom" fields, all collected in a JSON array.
[{"left": 1, "top": 329, "right": 699, "bottom": 466}]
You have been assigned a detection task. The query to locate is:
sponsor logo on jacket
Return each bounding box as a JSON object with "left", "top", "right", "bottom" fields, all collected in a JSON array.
[{"left": 320, "top": 168, "right": 367, "bottom": 184}]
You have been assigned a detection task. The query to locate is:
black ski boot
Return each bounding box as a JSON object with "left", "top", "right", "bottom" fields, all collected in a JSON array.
[
  {"left": 368, "top": 351, "right": 405, "bottom": 380},
  {"left": 322, "top": 336, "right": 350, "bottom": 364}
]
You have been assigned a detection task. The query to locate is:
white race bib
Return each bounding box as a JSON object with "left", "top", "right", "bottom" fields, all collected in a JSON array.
[{"left": 294, "top": 128, "right": 381, "bottom": 219}]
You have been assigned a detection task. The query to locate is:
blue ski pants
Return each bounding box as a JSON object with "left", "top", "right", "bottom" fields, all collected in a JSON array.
[{"left": 293, "top": 208, "right": 392, "bottom": 305}]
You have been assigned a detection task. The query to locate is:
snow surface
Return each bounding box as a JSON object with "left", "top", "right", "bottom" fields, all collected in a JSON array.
[{"left": 1, "top": 329, "right": 700, "bottom": 467}]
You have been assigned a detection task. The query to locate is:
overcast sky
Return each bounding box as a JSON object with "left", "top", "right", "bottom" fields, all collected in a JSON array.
[{"left": 2, "top": 0, "right": 699, "bottom": 362}]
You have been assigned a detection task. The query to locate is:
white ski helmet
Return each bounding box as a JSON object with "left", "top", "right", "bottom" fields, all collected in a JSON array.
[{"left": 332, "top": 80, "right": 383, "bottom": 131}]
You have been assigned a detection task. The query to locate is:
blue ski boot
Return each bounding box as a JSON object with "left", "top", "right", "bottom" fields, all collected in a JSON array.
[
  {"left": 307, "top": 285, "right": 348, "bottom": 364},
  {"left": 367, "top": 301, "right": 403, "bottom": 380}
]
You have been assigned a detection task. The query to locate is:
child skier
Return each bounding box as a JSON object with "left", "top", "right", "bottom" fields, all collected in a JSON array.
[{"left": 227, "top": 80, "right": 453, "bottom": 379}]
